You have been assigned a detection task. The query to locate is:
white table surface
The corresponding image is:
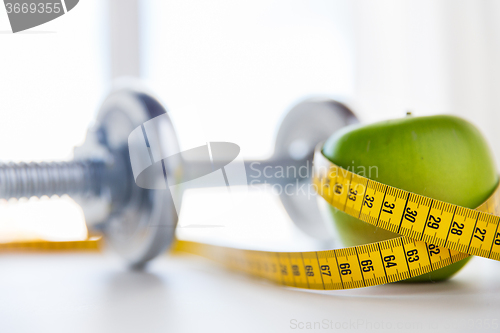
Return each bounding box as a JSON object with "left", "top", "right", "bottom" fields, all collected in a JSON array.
[
  {"left": 0, "top": 251, "right": 499, "bottom": 333},
  {"left": 1, "top": 189, "right": 500, "bottom": 333}
]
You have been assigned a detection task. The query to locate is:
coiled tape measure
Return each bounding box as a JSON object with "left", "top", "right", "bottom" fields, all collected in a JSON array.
[
  {"left": 7, "top": 143, "right": 497, "bottom": 290},
  {"left": 172, "top": 145, "right": 500, "bottom": 290},
  {"left": 3, "top": 83, "right": 500, "bottom": 290}
]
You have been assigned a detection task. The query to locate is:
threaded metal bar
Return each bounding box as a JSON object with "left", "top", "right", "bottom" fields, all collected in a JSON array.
[{"left": 0, "top": 160, "right": 103, "bottom": 200}]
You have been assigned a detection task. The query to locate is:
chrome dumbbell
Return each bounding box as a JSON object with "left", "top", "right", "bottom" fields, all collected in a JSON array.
[{"left": 0, "top": 80, "right": 358, "bottom": 268}]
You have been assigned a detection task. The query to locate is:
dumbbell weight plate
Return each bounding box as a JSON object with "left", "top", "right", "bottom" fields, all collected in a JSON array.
[
  {"left": 77, "top": 79, "right": 182, "bottom": 268},
  {"left": 274, "top": 98, "right": 359, "bottom": 242}
]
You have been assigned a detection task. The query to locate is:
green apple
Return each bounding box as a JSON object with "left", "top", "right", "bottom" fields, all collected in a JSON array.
[{"left": 322, "top": 115, "right": 498, "bottom": 282}]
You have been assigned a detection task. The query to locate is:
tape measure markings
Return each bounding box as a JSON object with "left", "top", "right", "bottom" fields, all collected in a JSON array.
[
  {"left": 312, "top": 149, "right": 500, "bottom": 262},
  {"left": 173, "top": 146, "right": 497, "bottom": 290},
  {"left": 7, "top": 147, "right": 500, "bottom": 290},
  {"left": 174, "top": 236, "right": 471, "bottom": 290}
]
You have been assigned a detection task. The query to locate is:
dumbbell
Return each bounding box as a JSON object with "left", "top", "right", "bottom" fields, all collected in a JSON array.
[{"left": 0, "top": 79, "right": 358, "bottom": 268}]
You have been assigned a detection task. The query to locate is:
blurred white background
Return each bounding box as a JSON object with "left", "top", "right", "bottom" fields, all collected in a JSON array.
[
  {"left": 143, "top": 0, "right": 500, "bottom": 166},
  {"left": 2, "top": 3, "right": 500, "bottom": 332},
  {"left": 1, "top": 0, "right": 500, "bottom": 242},
  {"left": 141, "top": 0, "right": 354, "bottom": 159},
  {"left": 0, "top": 0, "right": 107, "bottom": 241}
]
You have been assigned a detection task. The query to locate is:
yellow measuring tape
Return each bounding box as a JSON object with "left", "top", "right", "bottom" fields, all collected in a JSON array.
[
  {"left": 174, "top": 146, "right": 500, "bottom": 290},
  {"left": 0, "top": 236, "right": 102, "bottom": 252},
  {"left": 5, "top": 147, "right": 500, "bottom": 290}
]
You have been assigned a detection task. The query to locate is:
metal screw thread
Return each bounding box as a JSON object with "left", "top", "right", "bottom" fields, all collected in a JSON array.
[{"left": 0, "top": 160, "right": 103, "bottom": 200}]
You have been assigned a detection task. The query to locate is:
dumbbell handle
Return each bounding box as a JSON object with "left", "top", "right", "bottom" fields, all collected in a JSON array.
[
  {"left": 0, "top": 160, "right": 104, "bottom": 200},
  {"left": 0, "top": 157, "right": 309, "bottom": 200},
  {"left": 181, "top": 158, "right": 311, "bottom": 189}
]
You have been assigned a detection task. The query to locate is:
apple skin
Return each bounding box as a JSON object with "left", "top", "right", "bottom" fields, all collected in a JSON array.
[{"left": 322, "top": 115, "right": 498, "bottom": 282}]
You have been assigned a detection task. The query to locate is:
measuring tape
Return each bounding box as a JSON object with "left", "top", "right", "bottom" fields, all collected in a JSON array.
[
  {"left": 4, "top": 146, "right": 500, "bottom": 290},
  {"left": 173, "top": 145, "right": 500, "bottom": 290},
  {"left": 0, "top": 236, "right": 102, "bottom": 252}
]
